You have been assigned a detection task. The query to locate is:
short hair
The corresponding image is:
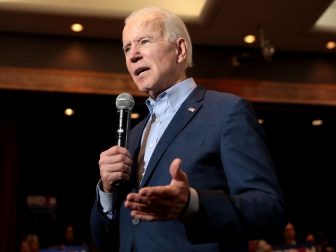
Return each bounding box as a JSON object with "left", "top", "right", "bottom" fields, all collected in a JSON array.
[{"left": 125, "top": 7, "right": 193, "bottom": 69}]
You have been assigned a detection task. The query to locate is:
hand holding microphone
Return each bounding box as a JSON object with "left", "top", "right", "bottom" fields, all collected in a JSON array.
[{"left": 99, "top": 93, "right": 134, "bottom": 192}]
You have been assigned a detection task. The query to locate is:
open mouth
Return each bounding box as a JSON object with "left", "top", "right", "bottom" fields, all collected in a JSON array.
[{"left": 134, "top": 67, "right": 150, "bottom": 76}]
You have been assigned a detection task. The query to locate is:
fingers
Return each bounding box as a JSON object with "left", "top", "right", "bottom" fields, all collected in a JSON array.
[
  {"left": 169, "top": 158, "right": 188, "bottom": 185},
  {"left": 124, "top": 193, "right": 151, "bottom": 210},
  {"left": 99, "top": 146, "right": 132, "bottom": 167},
  {"left": 99, "top": 145, "right": 132, "bottom": 192},
  {"left": 129, "top": 212, "right": 157, "bottom": 221},
  {"left": 131, "top": 208, "right": 179, "bottom": 221},
  {"left": 169, "top": 158, "right": 182, "bottom": 179},
  {"left": 103, "top": 145, "right": 132, "bottom": 156},
  {"left": 126, "top": 191, "right": 176, "bottom": 209},
  {"left": 125, "top": 192, "right": 183, "bottom": 221},
  {"left": 138, "top": 185, "right": 174, "bottom": 198}
]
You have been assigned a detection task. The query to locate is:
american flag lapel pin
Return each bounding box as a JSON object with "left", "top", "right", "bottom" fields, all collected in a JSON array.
[{"left": 188, "top": 107, "right": 196, "bottom": 112}]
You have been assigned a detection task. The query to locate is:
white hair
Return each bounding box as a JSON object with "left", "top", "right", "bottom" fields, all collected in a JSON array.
[{"left": 125, "top": 6, "right": 193, "bottom": 69}]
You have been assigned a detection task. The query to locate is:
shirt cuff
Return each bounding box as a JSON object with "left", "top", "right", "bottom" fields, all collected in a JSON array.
[
  {"left": 183, "top": 187, "right": 199, "bottom": 217},
  {"left": 96, "top": 180, "right": 114, "bottom": 217}
]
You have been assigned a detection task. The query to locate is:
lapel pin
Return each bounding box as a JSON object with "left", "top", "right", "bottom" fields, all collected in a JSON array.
[{"left": 188, "top": 107, "right": 196, "bottom": 112}]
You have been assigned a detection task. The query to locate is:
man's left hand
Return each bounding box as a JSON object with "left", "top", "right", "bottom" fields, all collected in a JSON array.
[{"left": 124, "top": 158, "right": 190, "bottom": 221}]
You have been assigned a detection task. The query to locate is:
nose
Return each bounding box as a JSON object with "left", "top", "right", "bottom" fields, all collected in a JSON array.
[
  {"left": 130, "top": 53, "right": 142, "bottom": 63},
  {"left": 128, "top": 47, "right": 143, "bottom": 63}
]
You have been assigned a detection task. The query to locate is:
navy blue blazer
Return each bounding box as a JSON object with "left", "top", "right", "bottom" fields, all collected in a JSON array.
[{"left": 90, "top": 85, "right": 287, "bottom": 252}]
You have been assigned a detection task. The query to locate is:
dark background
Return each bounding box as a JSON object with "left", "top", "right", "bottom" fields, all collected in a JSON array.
[
  {"left": 0, "top": 32, "right": 336, "bottom": 250},
  {"left": 1, "top": 87, "right": 335, "bottom": 248}
]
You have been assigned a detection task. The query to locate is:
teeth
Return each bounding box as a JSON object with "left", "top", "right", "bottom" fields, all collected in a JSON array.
[
  {"left": 135, "top": 67, "right": 149, "bottom": 76},
  {"left": 139, "top": 70, "right": 146, "bottom": 76}
]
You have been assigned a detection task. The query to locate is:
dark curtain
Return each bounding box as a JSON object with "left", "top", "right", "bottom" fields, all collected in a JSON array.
[{"left": 0, "top": 120, "right": 18, "bottom": 252}]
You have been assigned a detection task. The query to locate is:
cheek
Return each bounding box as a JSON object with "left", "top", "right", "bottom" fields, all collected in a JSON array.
[
  {"left": 125, "top": 59, "right": 132, "bottom": 73},
  {"left": 154, "top": 52, "right": 174, "bottom": 70},
  {"left": 160, "top": 49, "right": 178, "bottom": 68}
]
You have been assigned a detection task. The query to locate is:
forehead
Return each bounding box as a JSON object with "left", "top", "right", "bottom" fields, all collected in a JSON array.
[{"left": 122, "top": 15, "right": 165, "bottom": 42}]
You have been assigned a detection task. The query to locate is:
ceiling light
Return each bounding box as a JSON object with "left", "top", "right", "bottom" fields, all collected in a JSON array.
[
  {"left": 258, "top": 118, "right": 264, "bottom": 125},
  {"left": 64, "top": 108, "right": 74, "bottom": 116},
  {"left": 71, "top": 23, "right": 84, "bottom": 32},
  {"left": 326, "top": 41, "right": 336, "bottom": 49},
  {"left": 312, "top": 119, "right": 323, "bottom": 126},
  {"left": 244, "top": 35, "right": 256, "bottom": 44},
  {"left": 131, "top": 113, "right": 140, "bottom": 119}
]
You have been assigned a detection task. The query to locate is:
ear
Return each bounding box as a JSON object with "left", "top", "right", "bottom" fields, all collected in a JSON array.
[{"left": 176, "top": 38, "right": 187, "bottom": 64}]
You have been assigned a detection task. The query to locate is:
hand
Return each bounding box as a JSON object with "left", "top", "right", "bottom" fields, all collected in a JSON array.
[
  {"left": 124, "top": 158, "right": 190, "bottom": 221},
  {"left": 99, "top": 146, "right": 132, "bottom": 193}
]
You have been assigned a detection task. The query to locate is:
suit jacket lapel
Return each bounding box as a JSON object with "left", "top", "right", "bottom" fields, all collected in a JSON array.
[{"left": 141, "top": 85, "right": 206, "bottom": 187}]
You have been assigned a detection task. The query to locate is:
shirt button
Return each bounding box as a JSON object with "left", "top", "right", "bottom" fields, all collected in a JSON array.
[{"left": 132, "top": 218, "right": 140, "bottom": 225}]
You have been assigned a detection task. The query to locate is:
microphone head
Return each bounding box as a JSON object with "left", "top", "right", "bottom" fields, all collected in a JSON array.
[{"left": 116, "top": 93, "right": 135, "bottom": 110}]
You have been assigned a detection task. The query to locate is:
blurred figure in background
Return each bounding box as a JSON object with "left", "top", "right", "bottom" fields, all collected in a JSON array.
[
  {"left": 248, "top": 240, "right": 272, "bottom": 252},
  {"left": 283, "top": 222, "right": 297, "bottom": 246},
  {"left": 19, "top": 234, "right": 40, "bottom": 252},
  {"left": 306, "top": 233, "right": 316, "bottom": 243},
  {"left": 20, "top": 239, "right": 32, "bottom": 252}
]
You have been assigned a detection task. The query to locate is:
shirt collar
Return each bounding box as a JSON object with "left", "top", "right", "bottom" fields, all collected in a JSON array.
[{"left": 145, "top": 78, "right": 197, "bottom": 114}]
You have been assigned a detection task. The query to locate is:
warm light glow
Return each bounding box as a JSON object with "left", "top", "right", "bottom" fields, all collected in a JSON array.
[
  {"left": 312, "top": 119, "right": 323, "bottom": 126},
  {"left": 64, "top": 108, "right": 74, "bottom": 116},
  {"left": 131, "top": 113, "right": 140, "bottom": 119},
  {"left": 258, "top": 118, "right": 264, "bottom": 125},
  {"left": 0, "top": 0, "right": 207, "bottom": 21},
  {"left": 244, "top": 35, "right": 256, "bottom": 44},
  {"left": 326, "top": 41, "right": 336, "bottom": 49},
  {"left": 314, "top": 0, "right": 336, "bottom": 33},
  {"left": 71, "top": 23, "right": 83, "bottom": 32}
]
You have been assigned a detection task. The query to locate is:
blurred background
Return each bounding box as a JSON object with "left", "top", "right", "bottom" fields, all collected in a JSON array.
[{"left": 1, "top": 0, "right": 336, "bottom": 251}]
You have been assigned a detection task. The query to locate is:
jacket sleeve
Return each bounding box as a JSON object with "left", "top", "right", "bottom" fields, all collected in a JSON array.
[{"left": 90, "top": 196, "right": 120, "bottom": 252}]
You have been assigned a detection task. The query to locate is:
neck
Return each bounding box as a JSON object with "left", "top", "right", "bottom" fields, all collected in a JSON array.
[{"left": 148, "top": 74, "right": 187, "bottom": 100}]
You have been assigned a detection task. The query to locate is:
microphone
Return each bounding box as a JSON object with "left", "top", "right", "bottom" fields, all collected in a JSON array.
[{"left": 115, "top": 93, "right": 135, "bottom": 147}]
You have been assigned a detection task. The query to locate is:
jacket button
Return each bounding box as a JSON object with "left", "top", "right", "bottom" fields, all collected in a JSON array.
[{"left": 132, "top": 218, "right": 140, "bottom": 225}]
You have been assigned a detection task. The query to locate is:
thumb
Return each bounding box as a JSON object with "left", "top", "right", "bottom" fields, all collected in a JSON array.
[{"left": 169, "top": 158, "right": 186, "bottom": 182}]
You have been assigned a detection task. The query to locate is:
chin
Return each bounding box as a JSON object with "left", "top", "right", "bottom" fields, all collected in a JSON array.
[
  {"left": 134, "top": 84, "right": 149, "bottom": 94},
  {"left": 136, "top": 82, "right": 153, "bottom": 92}
]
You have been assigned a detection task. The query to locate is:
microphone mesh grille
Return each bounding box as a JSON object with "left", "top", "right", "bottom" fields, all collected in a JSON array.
[{"left": 116, "top": 93, "right": 135, "bottom": 110}]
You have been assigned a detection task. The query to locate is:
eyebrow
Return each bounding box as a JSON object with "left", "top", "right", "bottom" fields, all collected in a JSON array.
[{"left": 122, "top": 36, "right": 152, "bottom": 51}]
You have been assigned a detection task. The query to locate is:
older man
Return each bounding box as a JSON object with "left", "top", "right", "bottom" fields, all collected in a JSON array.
[{"left": 90, "top": 6, "right": 287, "bottom": 252}]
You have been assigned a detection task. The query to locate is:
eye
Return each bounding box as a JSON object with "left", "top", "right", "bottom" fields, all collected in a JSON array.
[
  {"left": 140, "top": 38, "right": 151, "bottom": 45},
  {"left": 123, "top": 45, "right": 130, "bottom": 54}
]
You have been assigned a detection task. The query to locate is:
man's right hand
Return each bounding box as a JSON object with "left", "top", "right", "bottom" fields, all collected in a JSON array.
[{"left": 99, "top": 146, "right": 132, "bottom": 193}]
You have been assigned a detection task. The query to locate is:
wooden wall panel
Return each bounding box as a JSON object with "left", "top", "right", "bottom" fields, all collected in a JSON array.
[{"left": 1, "top": 66, "right": 336, "bottom": 106}]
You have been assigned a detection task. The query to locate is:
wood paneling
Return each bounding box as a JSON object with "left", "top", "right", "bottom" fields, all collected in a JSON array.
[
  {"left": 0, "top": 66, "right": 144, "bottom": 97},
  {"left": 198, "top": 78, "right": 336, "bottom": 106},
  {"left": 1, "top": 66, "right": 336, "bottom": 105}
]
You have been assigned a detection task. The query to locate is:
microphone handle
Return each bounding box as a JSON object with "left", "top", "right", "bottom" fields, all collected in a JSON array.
[
  {"left": 114, "top": 108, "right": 131, "bottom": 189},
  {"left": 116, "top": 108, "right": 131, "bottom": 147}
]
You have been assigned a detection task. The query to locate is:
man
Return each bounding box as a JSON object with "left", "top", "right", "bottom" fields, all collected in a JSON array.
[{"left": 90, "top": 6, "right": 287, "bottom": 252}]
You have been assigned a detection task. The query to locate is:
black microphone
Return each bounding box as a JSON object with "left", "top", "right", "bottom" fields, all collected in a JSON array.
[
  {"left": 115, "top": 93, "right": 135, "bottom": 147},
  {"left": 113, "top": 93, "right": 134, "bottom": 189}
]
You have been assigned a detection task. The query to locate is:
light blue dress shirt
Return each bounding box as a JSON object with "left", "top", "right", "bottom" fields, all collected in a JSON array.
[{"left": 139, "top": 78, "right": 197, "bottom": 181}]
